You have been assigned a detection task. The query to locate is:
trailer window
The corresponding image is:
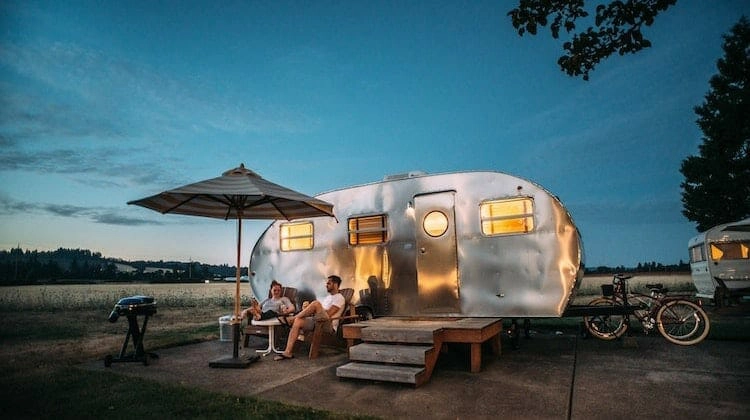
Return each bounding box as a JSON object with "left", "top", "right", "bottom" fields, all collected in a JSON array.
[
  {"left": 423, "top": 211, "right": 449, "bottom": 237},
  {"left": 348, "top": 215, "right": 387, "bottom": 245},
  {"left": 710, "top": 241, "right": 750, "bottom": 261},
  {"left": 280, "top": 221, "right": 314, "bottom": 251},
  {"left": 689, "top": 244, "right": 706, "bottom": 263},
  {"left": 480, "top": 197, "right": 535, "bottom": 235}
]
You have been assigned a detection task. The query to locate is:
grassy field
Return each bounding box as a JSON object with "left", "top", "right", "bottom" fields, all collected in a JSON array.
[
  {"left": 0, "top": 283, "right": 372, "bottom": 420},
  {"left": 0, "top": 281, "right": 248, "bottom": 311},
  {"left": 573, "top": 273, "right": 698, "bottom": 297},
  {"left": 0, "top": 277, "right": 746, "bottom": 419}
]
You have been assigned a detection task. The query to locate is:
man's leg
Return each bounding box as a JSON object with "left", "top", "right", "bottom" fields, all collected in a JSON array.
[
  {"left": 294, "top": 300, "right": 324, "bottom": 318},
  {"left": 279, "top": 301, "right": 326, "bottom": 358},
  {"left": 281, "top": 316, "right": 307, "bottom": 357}
]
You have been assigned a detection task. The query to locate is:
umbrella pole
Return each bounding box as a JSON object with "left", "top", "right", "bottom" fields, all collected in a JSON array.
[
  {"left": 208, "top": 213, "right": 256, "bottom": 368},
  {"left": 233, "top": 216, "right": 242, "bottom": 359}
]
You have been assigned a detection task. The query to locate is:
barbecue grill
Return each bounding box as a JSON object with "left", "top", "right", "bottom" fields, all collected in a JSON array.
[{"left": 104, "top": 295, "right": 158, "bottom": 367}]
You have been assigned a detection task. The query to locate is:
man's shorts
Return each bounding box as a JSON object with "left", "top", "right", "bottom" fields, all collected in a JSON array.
[{"left": 302, "top": 311, "right": 333, "bottom": 333}]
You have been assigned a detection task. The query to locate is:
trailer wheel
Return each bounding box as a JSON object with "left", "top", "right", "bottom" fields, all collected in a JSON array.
[
  {"left": 713, "top": 286, "right": 726, "bottom": 308},
  {"left": 583, "top": 297, "right": 628, "bottom": 341}
]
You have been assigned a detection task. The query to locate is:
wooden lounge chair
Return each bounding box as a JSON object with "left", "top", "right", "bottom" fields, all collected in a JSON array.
[
  {"left": 242, "top": 286, "right": 298, "bottom": 348},
  {"left": 304, "top": 287, "right": 361, "bottom": 359}
]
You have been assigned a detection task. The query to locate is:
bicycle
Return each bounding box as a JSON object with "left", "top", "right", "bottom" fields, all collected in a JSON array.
[{"left": 583, "top": 274, "right": 710, "bottom": 346}]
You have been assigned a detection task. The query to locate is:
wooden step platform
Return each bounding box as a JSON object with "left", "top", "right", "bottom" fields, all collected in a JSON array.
[
  {"left": 349, "top": 343, "right": 435, "bottom": 364},
  {"left": 338, "top": 317, "right": 502, "bottom": 387},
  {"left": 336, "top": 362, "right": 427, "bottom": 385},
  {"left": 360, "top": 327, "right": 437, "bottom": 344}
]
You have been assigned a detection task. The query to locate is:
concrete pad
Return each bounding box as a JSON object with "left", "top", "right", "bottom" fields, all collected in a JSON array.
[
  {"left": 571, "top": 334, "right": 750, "bottom": 419},
  {"left": 83, "top": 330, "right": 750, "bottom": 419},
  {"left": 85, "top": 337, "right": 349, "bottom": 396}
]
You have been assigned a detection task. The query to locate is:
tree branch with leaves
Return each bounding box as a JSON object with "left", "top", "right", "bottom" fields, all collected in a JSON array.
[{"left": 508, "top": 0, "right": 676, "bottom": 80}]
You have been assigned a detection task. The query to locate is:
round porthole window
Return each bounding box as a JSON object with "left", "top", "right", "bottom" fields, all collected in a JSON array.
[{"left": 423, "top": 211, "right": 449, "bottom": 237}]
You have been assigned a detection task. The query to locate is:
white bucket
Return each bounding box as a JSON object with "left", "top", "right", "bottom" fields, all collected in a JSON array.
[{"left": 218, "top": 315, "right": 233, "bottom": 341}]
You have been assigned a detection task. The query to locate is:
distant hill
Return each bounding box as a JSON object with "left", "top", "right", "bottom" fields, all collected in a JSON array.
[
  {"left": 0, "top": 247, "right": 241, "bottom": 285},
  {"left": 584, "top": 261, "right": 689, "bottom": 275}
]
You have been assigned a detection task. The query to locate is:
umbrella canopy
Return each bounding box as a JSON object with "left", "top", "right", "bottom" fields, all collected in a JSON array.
[
  {"left": 128, "top": 163, "right": 334, "bottom": 220},
  {"left": 128, "top": 163, "right": 335, "bottom": 367}
]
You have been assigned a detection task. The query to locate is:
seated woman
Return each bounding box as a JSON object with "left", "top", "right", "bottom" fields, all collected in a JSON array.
[{"left": 240, "top": 280, "right": 295, "bottom": 321}]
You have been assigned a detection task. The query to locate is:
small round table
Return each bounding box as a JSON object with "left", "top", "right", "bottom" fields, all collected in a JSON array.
[{"left": 250, "top": 318, "right": 284, "bottom": 356}]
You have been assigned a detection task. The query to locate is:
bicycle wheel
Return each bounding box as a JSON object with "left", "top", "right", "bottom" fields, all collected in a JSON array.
[
  {"left": 583, "top": 297, "right": 628, "bottom": 340},
  {"left": 656, "top": 300, "right": 710, "bottom": 345}
]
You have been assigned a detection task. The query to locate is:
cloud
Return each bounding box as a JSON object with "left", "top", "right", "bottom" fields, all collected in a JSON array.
[
  {"left": 0, "top": 39, "right": 319, "bottom": 145},
  {"left": 0, "top": 81, "right": 127, "bottom": 142},
  {"left": 0, "top": 195, "right": 163, "bottom": 226},
  {"left": 93, "top": 212, "right": 160, "bottom": 226},
  {"left": 0, "top": 143, "right": 176, "bottom": 188},
  {"left": 42, "top": 203, "right": 89, "bottom": 217},
  {"left": 0, "top": 38, "right": 323, "bottom": 194}
]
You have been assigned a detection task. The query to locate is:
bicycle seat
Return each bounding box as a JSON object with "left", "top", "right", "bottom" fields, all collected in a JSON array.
[
  {"left": 614, "top": 274, "right": 632, "bottom": 281},
  {"left": 646, "top": 283, "right": 666, "bottom": 293}
]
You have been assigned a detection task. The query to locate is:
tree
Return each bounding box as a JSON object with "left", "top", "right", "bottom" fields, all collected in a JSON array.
[
  {"left": 508, "top": 0, "right": 676, "bottom": 80},
  {"left": 680, "top": 17, "right": 750, "bottom": 232}
]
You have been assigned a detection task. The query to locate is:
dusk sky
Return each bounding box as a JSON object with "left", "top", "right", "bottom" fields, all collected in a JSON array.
[{"left": 2, "top": 1, "right": 748, "bottom": 267}]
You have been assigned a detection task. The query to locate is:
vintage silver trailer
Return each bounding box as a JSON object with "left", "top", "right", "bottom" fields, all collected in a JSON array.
[
  {"left": 248, "top": 171, "right": 584, "bottom": 318},
  {"left": 688, "top": 218, "right": 750, "bottom": 303}
]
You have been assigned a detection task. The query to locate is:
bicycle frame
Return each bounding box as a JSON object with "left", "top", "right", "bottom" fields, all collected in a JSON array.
[
  {"left": 612, "top": 279, "right": 682, "bottom": 334},
  {"left": 583, "top": 274, "right": 710, "bottom": 345}
]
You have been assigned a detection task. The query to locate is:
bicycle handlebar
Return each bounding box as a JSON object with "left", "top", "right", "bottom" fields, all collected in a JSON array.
[{"left": 613, "top": 273, "right": 633, "bottom": 283}]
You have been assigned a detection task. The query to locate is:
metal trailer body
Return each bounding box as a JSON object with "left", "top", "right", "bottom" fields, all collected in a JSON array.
[
  {"left": 688, "top": 218, "right": 750, "bottom": 300},
  {"left": 248, "top": 171, "right": 584, "bottom": 318}
]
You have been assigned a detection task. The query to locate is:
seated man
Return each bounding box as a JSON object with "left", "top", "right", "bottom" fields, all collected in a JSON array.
[{"left": 274, "top": 275, "right": 345, "bottom": 360}]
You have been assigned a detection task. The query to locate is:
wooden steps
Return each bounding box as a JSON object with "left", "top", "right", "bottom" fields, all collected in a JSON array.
[
  {"left": 336, "top": 325, "right": 441, "bottom": 387},
  {"left": 337, "top": 317, "right": 503, "bottom": 387},
  {"left": 360, "top": 327, "right": 436, "bottom": 343},
  {"left": 349, "top": 343, "right": 435, "bottom": 364},
  {"left": 336, "top": 362, "right": 427, "bottom": 385}
]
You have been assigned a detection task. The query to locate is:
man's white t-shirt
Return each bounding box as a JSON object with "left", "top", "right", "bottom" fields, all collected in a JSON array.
[
  {"left": 321, "top": 292, "right": 346, "bottom": 330},
  {"left": 322, "top": 292, "right": 345, "bottom": 313}
]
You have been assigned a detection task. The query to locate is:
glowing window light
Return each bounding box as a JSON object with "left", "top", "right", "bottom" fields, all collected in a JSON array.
[
  {"left": 423, "top": 211, "right": 449, "bottom": 237},
  {"left": 480, "top": 197, "right": 535, "bottom": 236},
  {"left": 280, "top": 221, "right": 313, "bottom": 251},
  {"left": 348, "top": 215, "right": 387, "bottom": 245}
]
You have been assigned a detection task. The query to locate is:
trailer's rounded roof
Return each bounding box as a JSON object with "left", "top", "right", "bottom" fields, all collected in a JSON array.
[
  {"left": 689, "top": 217, "right": 750, "bottom": 245},
  {"left": 315, "top": 169, "right": 551, "bottom": 197}
]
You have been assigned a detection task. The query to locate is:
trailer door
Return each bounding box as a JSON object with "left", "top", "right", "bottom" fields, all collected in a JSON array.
[{"left": 414, "top": 191, "right": 460, "bottom": 313}]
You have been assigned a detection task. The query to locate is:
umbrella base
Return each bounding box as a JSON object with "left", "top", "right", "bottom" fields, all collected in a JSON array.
[{"left": 208, "top": 354, "right": 259, "bottom": 369}]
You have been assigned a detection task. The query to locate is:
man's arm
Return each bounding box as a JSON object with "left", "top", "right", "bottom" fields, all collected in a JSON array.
[
  {"left": 325, "top": 305, "right": 340, "bottom": 318},
  {"left": 325, "top": 294, "right": 346, "bottom": 318}
]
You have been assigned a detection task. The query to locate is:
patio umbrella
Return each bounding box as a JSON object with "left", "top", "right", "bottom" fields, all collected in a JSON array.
[{"left": 128, "top": 163, "right": 335, "bottom": 368}]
